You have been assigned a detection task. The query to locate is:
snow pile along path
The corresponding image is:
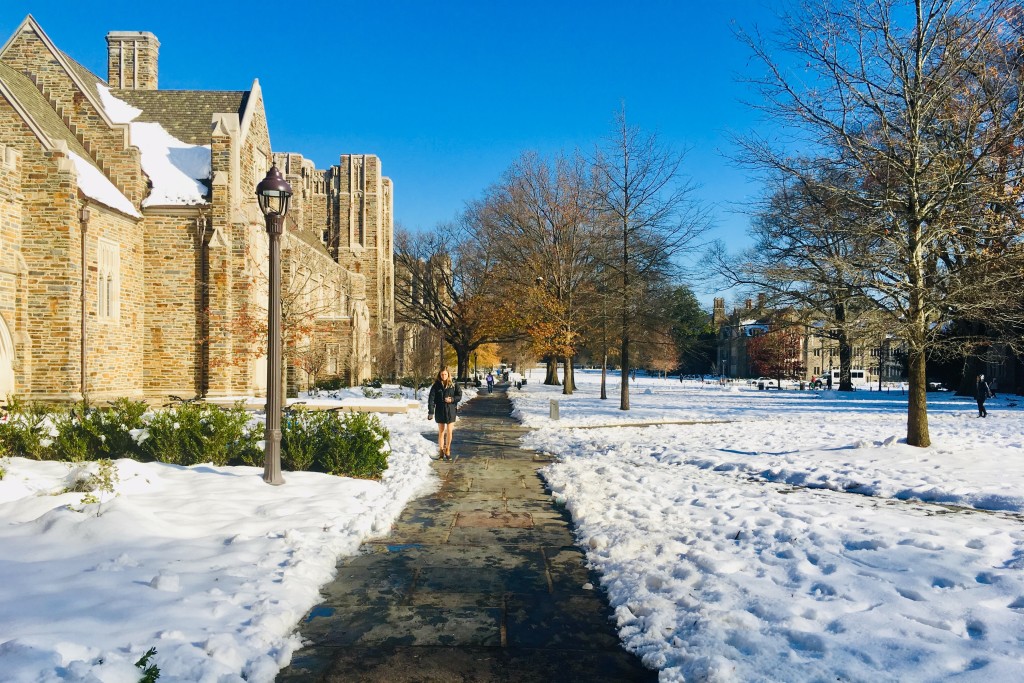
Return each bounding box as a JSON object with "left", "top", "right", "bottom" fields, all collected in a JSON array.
[
  {"left": 0, "top": 407, "right": 438, "bottom": 683},
  {"left": 514, "top": 371, "right": 1024, "bottom": 682}
]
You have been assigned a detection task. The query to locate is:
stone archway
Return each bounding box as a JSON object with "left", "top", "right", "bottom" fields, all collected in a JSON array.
[{"left": 0, "top": 314, "right": 14, "bottom": 401}]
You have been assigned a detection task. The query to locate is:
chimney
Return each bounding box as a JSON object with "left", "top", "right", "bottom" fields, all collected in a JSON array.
[
  {"left": 106, "top": 32, "right": 159, "bottom": 90},
  {"left": 745, "top": 298, "right": 753, "bottom": 310},
  {"left": 758, "top": 293, "right": 767, "bottom": 309}
]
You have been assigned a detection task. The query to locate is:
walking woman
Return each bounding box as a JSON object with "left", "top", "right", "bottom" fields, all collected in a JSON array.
[
  {"left": 976, "top": 374, "right": 992, "bottom": 418},
  {"left": 427, "top": 368, "right": 462, "bottom": 460}
]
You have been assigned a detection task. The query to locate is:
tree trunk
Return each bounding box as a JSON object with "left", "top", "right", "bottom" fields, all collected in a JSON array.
[
  {"left": 545, "top": 357, "right": 561, "bottom": 385},
  {"left": 456, "top": 346, "right": 470, "bottom": 382},
  {"left": 906, "top": 347, "right": 930, "bottom": 447},
  {"left": 619, "top": 336, "right": 630, "bottom": 410},
  {"left": 838, "top": 333, "right": 854, "bottom": 391},
  {"left": 562, "top": 356, "right": 575, "bottom": 394},
  {"left": 600, "top": 351, "right": 608, "bottom": 399}
]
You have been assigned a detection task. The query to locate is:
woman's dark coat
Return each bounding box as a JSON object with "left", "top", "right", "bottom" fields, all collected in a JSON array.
[{"left": 428, "top": 381, "right": 462, "bottom": 424}]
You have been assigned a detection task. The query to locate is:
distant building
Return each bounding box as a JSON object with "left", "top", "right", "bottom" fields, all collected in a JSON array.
[
  {"left": 0, "top": 15, "right": 394, "bottom": 403},
  {"left": 713, "top": 295, "right": 906, "bottom": 384}
]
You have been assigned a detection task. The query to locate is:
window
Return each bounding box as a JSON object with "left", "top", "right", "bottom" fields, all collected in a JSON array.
[
  {"left": 326, "top": 343, "right": 339, "bottom": 375},
  {"left": 97, "top": 239, "right": 120, "bottom": 320}
]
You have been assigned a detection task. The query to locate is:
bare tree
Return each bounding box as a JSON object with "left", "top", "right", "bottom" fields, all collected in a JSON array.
[
  {"left": 394, "top": 223, "right": 507, "bottom": 381},
  {"left": 736, "top": 0, "right": 1024, "bottom": 446},
  {"left": 471, "top": 151, "right": 599, "bottom": 394},
  {"left": 715, "top": 170, "right": 880, "bottom": 391},
  {"left": 294, "top": 343, "right": 327, "bottom": 391},
  {"left": 592, "top": 109, "right": 711, "bottom": 410},
  {"left": 406, "top": 326, "right": 443, "bottom": 398}
]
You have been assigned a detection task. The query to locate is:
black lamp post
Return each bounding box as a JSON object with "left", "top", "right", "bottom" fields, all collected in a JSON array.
[{"left": 255, "top": 165, "right": 292, "bottom": 486}]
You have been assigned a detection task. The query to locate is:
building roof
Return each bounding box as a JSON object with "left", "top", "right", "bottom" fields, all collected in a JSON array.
[
  {"left": 60, "top": 50, "right": 105, "bottom": 103},
  {"left": 112, "top": 90, "right": 250, "bottom": 145},
  {"left": 0, "top": 61, "right": 91, "bottom": 159}
]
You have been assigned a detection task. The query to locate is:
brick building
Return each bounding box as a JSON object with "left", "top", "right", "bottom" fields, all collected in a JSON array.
[{"left": 0, "top": 16, "right": 394, "bottom": 404}]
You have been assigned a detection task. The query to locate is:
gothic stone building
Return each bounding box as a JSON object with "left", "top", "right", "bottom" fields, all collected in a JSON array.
[{"left": 0, "top": 16, "right": 394, "bottom": 404}]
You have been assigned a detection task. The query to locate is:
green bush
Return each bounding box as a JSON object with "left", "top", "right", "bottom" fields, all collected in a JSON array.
[
  {"left": 315, "top": 376, "right": 348, "bottom": 391},
  {"left": 93, "top": 398, "right": 148, "bottom": 459},
  {"left": 316, "top": 411, "right": 391, "bottom": 479},
  {"left": 0, "top": 397, "right": 51, "bottom": 459},
  {"left": 278, "top": 409, "right": 390, "bottom": 479},
  {"left": 1, "top": 398, "right": 149, "bottom": 462},
  {"left": 141, "top": 402, "right": 259, "bottom": 467},
  {"left": 280, "top": 408, "right": 325, "bottom": 472},
  {"left": 48, "top": 404, "right": 101, "bottom": 462}
]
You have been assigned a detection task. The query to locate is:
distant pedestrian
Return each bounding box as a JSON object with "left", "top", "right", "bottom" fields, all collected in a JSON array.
[
  {"left": 975, "top": 374, "right": 992, "bottom": 418},
  {"left": 486, "top": 372, "right": 494, "bottom": 393},
  {"left": 990, "top": 377, "right": 999, "bottom": 397},
  {"left": 826, "top": 374, "right": 833, "bottom": 390},
  {"left": 428, "top": 368, "right": 462, "bottom": 460}
]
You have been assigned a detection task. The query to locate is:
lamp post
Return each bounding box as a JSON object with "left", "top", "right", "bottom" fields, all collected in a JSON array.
[{"left": 255, "top": 165, "right": 292, "bottom": 486}]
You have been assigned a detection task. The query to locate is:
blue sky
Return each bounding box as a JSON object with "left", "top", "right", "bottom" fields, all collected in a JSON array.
[{"left": 2, "top": 0, "right": 783, "bottom": 300}]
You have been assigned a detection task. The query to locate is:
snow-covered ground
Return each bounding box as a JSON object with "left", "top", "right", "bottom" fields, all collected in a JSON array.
[
  {"left": 0, "top": 388, "right": 444, "bottom": 683},
  {"left": 512, "top": 370, "right": 1024, "bottom": 682},
  {"left": 3, "top": 375, "right": 1021, "bottom": 682}
]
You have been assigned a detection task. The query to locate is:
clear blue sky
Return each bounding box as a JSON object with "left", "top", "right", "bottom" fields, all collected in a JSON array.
[{"left": 2, "top": 0, "right": 782, "bottom": 301}]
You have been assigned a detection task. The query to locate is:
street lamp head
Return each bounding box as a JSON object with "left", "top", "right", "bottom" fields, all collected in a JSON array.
[{"left": 255, "top": 165, "right": 293, "bottom": 217}]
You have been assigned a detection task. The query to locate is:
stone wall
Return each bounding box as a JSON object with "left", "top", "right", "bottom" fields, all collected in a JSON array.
[
  {"left": 0, "top": 143, "right": 24, "bottom": 397},
  {"left": 0, "top": 101, "right": 142, "bottom": 401},
  {"left": 83, "top": 200, "right": 145, "bottom": 402},
  {"left": 143, "top": 210, "right": 204, "bottom": 398},
  {"left": 273, "top": 152, "right": 330, "bottom": 248}
]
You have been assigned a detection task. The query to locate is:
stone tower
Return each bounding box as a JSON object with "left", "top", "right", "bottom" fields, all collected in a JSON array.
[
  {"left": 327, "top": 154, "right": 395, "bottom": 352},
  {"left": 713, "top": 297, "right": 726, "bottom": 327}
]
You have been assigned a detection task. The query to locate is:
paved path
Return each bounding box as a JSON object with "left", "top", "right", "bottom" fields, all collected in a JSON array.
[{"left": 277, "top": 387, "right": 656, "bottom": 682}]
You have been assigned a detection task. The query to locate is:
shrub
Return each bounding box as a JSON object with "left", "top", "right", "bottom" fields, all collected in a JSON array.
[
  {"left": 141, "top": 402, "right": 259, "bottom": 467},
  {"left": 48, "top": 404, "right": 102, "bottom": 462},
  {"left": 315, "top": 376, "right": 347, "bottom": 391},
  {"left": 316, "top": 411, "right": 390, "bottom": 479},
  {"left": 0, "top": 397, "right": 52, "bottom": 459},
  {"left": 93, "top": 398, "right": 148, "bottom": 459},
  {"left": 361, "top": 386, "right": 383, "bottom": 399},
  {"left": 280, "top": 408, "right": 322, "bottom": 472}
]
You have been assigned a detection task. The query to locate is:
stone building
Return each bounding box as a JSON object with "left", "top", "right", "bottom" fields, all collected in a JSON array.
[
  {"left": 713, "top": 296, "right": 905, "bottom": 385},
  {"left": 0, "top": 16, "right": 394, "bottom": 404}
]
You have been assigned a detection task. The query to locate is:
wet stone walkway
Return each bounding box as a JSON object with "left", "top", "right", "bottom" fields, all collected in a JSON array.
[{"left": 277, "top": 386, "right": 656, "bottom": 682}]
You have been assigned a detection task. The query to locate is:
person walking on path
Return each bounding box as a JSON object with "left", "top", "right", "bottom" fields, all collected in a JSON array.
[
  {"left": 976, "top": 374, "right": 993, "bottom": 418},
  {"left": 427, "top": 368, "right": 462, "bottom": 459},
  {"left": 485, "top": 372, "right": 494, "bottom": 393}
]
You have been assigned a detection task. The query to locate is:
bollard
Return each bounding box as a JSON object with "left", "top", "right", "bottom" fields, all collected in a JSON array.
[{"left": 550, "top": 399, "right": 560, "bottom": 420}]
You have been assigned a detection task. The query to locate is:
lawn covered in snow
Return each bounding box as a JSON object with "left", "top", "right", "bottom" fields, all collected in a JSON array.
[
  {"left": 512, "top": 370, "right": 1024, "bottom": 682},
  {"left": 0, "top": 389, "right": 441, "bottom": 683}
]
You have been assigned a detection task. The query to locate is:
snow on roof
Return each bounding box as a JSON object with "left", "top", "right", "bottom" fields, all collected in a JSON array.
[
  {"left": 96, "top": 84, "right": 141, "bottom": 124},
  {"left": 97, "top": 85, "right": 211, "bottom": 208},
  {"left": 67, "top": 151, "right": 141, "bottom": 218}
]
